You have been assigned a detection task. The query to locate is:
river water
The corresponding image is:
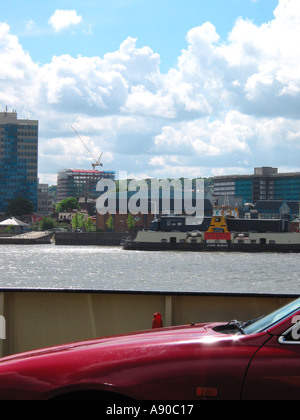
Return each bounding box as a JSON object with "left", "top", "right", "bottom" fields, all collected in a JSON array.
[{"left": 0, "top": 244, "right": 299, "bottom": 295}]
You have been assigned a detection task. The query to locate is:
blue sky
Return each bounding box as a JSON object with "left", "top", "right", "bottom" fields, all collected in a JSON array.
[
  {"left": 3, "top": 0, "right": 277, "bottom": 71},
  {"left": 0, "top": 0, "right": 299, "bottom": 185}
]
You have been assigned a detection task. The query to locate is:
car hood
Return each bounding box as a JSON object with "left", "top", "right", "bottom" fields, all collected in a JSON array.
[{"left": 0, "top": 322, "right": 231, "bottom": 364}]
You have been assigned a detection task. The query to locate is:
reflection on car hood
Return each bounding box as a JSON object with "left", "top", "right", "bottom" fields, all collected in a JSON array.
[{"left": 0, "top": 322, "right": 233, "bottom": 364}]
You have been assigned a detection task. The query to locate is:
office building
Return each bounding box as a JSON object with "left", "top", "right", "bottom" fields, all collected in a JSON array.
[
  {"left": 0, "top": 110, "right": 38, "bottom": 213},
  {"left": 38, "top": 184, "right": 54, "bottom": 216},
  {"left": 213, "top": 167, "right": 300, "bottom": 204},
  {"left": 57, "top": 169, "right": 116, "bottom": 202}
]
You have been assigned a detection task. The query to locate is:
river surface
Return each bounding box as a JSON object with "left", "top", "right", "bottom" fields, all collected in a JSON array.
[{"left": 0, "top": 244, "right": 299, "bottom": 294}]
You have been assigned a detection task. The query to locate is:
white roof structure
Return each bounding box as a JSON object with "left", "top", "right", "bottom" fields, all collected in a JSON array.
[{"left": 0, "top": 217, "right": 29, "bottom": 227}]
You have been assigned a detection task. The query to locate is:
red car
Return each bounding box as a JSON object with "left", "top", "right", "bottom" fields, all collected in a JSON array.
[{"left": 0, "top": 297, "right": 300, "bottom": 400}]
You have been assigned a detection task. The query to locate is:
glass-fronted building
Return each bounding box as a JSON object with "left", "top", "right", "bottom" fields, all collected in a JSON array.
[
  {"left": 0, "top": 111, "right": 38, "bottom": 213},
  {"left": 272, "top": 176, "right": 300, "bottom": 201},
  {"left": 214, "top": 167, "right": 300, "bottom": 204}
]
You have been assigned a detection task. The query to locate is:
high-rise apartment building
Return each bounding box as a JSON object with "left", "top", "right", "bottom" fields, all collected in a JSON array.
[
  {"left": 213, "top": 167, "right": 300, "bottom": 204},
  {"left": 0, "top": 110, "right": 38, "bottom": 213}
]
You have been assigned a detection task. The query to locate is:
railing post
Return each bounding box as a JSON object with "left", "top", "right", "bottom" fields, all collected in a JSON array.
[
  {"left": 0, "top": 293, "right": 5, "bottom": 358},
  {"left": 165, "top": 295, "right": 173, "bottom": 327}
]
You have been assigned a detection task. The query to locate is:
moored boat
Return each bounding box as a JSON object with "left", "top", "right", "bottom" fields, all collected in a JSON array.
[{"left": 123, "top": 214, "right": 300, "bottom": 252}]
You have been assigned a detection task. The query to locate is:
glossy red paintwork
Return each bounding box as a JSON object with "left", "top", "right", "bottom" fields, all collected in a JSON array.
[{"left": 0, "top": 310, "right": 299, "bottom": 400}]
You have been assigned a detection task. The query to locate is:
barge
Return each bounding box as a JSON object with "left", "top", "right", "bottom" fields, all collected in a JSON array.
[{"left": 123, "top": 215, "right": 300, "bottom": 252}]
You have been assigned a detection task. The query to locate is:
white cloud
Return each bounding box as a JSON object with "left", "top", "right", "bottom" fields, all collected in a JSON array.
[
  {"left": 154, "top": 111, "right": 253, "bottom": 158},
  {"left": 25, "top": 20, "right": 35, "bottom": 31},
  {"left": 48, "top": 10, "right": 82, "bottom": 32}
]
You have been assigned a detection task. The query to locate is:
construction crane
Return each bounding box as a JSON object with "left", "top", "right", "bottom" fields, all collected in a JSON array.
[{"left": 71, "top": 126, "right": 103, "bottom": 170}]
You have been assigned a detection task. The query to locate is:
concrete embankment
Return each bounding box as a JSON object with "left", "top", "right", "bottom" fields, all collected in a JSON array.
[
  {"left": 54, "top": 232, "right": 128, "bottom": 246},
  {"left": 0, "top": 231, "right": 53, "bottom": 245}
]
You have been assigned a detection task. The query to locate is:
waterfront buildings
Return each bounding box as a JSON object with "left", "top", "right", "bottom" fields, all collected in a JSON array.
[
  {"left": 245, "top": 200, "right": 299, "bottom": 221},
  {"left": 96, "top": 194, "right": 213, "bottom": 233},
  {"left": 57, "top": 169, "right": 116, "bottom": 202},
  {"left": 0, "top": 110, "right": 38, "bottom": 214},
  {"left": 0, "top": 216, "right": 29, "bottom": 233},
  {"left": 213, "top": 167, "right": 300, "bottom": 205},
  {"left": 37, "top": 184, "right": 54, "bottom": 216}
]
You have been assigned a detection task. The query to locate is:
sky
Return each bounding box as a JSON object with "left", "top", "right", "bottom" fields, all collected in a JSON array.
[{"left": 0, "top": 0, "right": 300, "bottom": 185}]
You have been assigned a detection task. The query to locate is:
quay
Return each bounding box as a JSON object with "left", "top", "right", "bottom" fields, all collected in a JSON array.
[
  {"left": 0, "top": 231, "right": 53, "bottom": 245},
  {"left": 0, "top": 288, "right": 298, "bottom": 358},
  {"left": 54, "top": 232, "right": 127, "bottom": 246},
  {"left": 0, "top": 231, "right": 128, "bottom": 246}
]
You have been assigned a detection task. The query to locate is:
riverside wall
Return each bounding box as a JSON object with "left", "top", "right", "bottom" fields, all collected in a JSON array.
[{"left": 54, "top": 232, "right": 128, "bottom": 246}]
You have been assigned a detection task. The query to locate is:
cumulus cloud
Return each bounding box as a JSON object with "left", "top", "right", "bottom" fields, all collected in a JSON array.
[
  {"left": 0, "top": 23, "right": 40, "bottom": 112},
  {"left": 153, "top": 111, "right": 253, "bottom": 158},
  {"left": 0, "top": 0, "right": 300, "bottom": 184},
  {"left": 48, "top": 10, "right": 82, "bottom": 32}
]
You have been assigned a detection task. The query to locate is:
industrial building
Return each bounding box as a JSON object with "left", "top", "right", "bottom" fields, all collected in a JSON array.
[
  {"left": 57, "top": 169, "right": 115, "bottom": 202},
  {"left": 0, "top": 110, "right": 38, "bottom": 213},
  {"left": 213, "top": 167, "right": 300, "bottom": 205}
]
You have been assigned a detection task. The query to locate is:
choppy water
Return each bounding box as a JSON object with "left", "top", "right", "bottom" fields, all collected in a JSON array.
[{"left": 0, "top": 244, "right": 299, "bottom": 294}]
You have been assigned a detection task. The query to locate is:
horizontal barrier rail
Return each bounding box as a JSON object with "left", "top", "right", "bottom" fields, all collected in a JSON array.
[{"left": 0, "top": 288, "right": 298, "bottom": 357}]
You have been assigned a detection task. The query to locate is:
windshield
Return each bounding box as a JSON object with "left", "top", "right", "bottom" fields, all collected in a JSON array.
[{"left": 243, "top": 297, "right": 300, "bottom": 335}]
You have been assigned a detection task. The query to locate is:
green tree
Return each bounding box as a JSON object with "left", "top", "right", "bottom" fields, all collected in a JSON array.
[
  {"left": 127, "top": 213, "right": 136, "bottom": 232},
  {"left": 6, "top": 196, "right": 34, "bottom": 216},
  {"left": 106, "top": 215, "right": 114, "bottom": 232},
  {"left": 56, "top": 198, "right": 79, "bottom": 213},
  {"left": 4, "top": 225, "right": 15, "bottom": 234},
  {"left": 85, "top": 217, "right": 96, "bottom": 232},
  {"left": 40, "top": 217, "right": 56, "bottom": 231},
  {"left": 72, "top": 212, "right": 85, "bottom": 231}
]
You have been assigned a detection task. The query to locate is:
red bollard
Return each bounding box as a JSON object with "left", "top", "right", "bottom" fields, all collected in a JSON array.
[{"left": 152, "top": 312, "right": 163, "bottom": 329}]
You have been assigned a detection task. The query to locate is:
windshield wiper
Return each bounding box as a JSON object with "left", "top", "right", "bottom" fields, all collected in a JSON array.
[
  {"left": 226, "top": 320, "right": 246, "bottom": 335},
  {"left": 241, "top": 315, "right": 266, "bottom": 329}
]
